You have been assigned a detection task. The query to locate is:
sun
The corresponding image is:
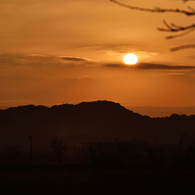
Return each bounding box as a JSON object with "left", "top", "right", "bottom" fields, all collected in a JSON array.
[{"left": 123, "top": 53, "right": 138, "bottom": 65}]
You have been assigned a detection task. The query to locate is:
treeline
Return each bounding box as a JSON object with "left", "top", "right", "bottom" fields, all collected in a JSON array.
[{"left": 1, "top": 134, "right": 195, "bottom": 169}]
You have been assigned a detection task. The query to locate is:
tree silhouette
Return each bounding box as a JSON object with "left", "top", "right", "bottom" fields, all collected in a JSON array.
[
  {"left": 178, "top": 131, "right": 189, "bottom": 160},
  {"left": 145, "top": 142, "right": 164, "bottom": 166},
  {"left": 49, "top": 138, "right": 69, "bottom": 165},
  {"left": 3, "top": 145, "right": 22, "bottom": 165},
  {"left": 29, "top": 135, "right": 32, "bottom": 165},
  {"left": 110, "top": 0, "right": 195, "bottom": 51}
]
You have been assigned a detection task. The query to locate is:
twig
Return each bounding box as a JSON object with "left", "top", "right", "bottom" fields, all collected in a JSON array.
[
  {"left": 110, "top": 0, "right": 195, "bottom": 51},
  {"left": 170, "top": 44, "right": 195, "bottom": 51},
  {"left": 110, "top": 0, "right": 195, "bottom": 16},
  {"left": 158, "top": 21, "right": 195, "bottom": 32},
  {"left": 166, "top": 28, "right": 195, "bottom": 39}
]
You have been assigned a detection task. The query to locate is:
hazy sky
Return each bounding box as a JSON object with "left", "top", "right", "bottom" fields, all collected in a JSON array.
[{"left": 0, "top": 0, "right": 195, "bottom": 116}]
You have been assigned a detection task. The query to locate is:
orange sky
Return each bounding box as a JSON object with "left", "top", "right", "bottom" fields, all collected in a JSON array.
[{"left": 0, "top": 0, "right": 195, "bottom": 116}]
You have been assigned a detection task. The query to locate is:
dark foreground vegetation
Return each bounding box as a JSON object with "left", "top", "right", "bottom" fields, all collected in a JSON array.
[
  {"left": 1, "top": 164, "right": 195, "bottom": 195},
  {"left": 1, "top": 101, "right": 195, "bottom": 194}
]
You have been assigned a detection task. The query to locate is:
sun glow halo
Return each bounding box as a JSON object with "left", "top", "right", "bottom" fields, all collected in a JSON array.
[{"left": 123, "top": 53, "right": 138, "bottom": 65}]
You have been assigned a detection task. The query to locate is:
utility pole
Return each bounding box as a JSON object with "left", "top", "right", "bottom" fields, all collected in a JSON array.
[{"left": 29, "top": 135, "right": 32, "bottom": 165}]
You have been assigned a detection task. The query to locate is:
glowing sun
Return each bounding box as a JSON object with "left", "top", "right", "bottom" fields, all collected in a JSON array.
[{"left": 123, "top": 53, "right": 138, "bottom": 65}]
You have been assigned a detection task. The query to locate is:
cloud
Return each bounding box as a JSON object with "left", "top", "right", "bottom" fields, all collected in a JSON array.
[
  {"left": 59, "top": 56, "right": 94, "bottom": 65},
  {"left": 168, "top": 72, "right": 186, "bottom": 76},
  {"left": 104, "top": 62, "right": 195, "bottom": 70},
  {"left": 104, "top": 63, "right": 127, "bottom": 68},
  {"left": 0, "top": 53, "right": 51, "bottom": 62},
  {"left": 92, "top": 45, "right": 135, "bottom": 53},
  {"left": 92, "top": 45, "right": 158, "bottom": 56},
  {"left": 0, "top": 54, "right": 96, "bottom": 71},
  {"left": 137, "top": 63, "right": 195, "bottom": 70}
]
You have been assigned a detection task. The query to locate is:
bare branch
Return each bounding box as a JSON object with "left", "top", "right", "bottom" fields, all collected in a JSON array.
[
  {"left": 170, "top": 44, "right": 195, "bottom": 51},
  {"left": 188, "top": 6, "right": 195, "bottom": 12},
  {"left": 49, "top": 138, "right": 69, "bottom": 164},
  {"left": 4, "top": 145, "right": 22, "bottom": 155},
  {"left": 170, "top": 23, "right": 183, "bottom": 29},
  {"left": 158, "top": 21, "right": 195, "bottom": 32},
  {"left": 166, "top": 28, "right": 195, "bottom": 39},
  {"left": 184, "top": 0, "right": 195, "bottom": 3},
  {"left": 3, "top": 145, "right": 22, "bottom": 165},
  {"left": 110, "top": 0, "right": 195, "bottom": 16},
  {"left": 110, "top": 0, "right": 195, "bottom": 51},
  {"left": 157, "top": 21, "right": 195, "bottom": 39},
  {"left": 49, "top": 138, "right": 68, "bottom": 155}
]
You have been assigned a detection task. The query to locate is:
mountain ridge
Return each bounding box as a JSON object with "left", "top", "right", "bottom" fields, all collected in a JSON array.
[{"left": 0, "top": 100, "right": 195, "bottom": 152}]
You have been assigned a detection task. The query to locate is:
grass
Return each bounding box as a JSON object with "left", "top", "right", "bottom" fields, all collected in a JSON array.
[{"left": 0, "top": 165, "right": 195, "bottom": 194}]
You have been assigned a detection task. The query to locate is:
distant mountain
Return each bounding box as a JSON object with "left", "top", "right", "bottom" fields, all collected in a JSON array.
[{"left": 0, "top": 100, "right": 195, "bottom": 152}]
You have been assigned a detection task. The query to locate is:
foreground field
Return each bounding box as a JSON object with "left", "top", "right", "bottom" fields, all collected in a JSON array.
[{"left": 0, "top": 165, "right": 195, "bottom": 195}]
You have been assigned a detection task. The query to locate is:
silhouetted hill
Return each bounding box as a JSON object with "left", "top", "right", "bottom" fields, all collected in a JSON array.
[{"left": 0, "top": 100, "right": 195, "bottom": 152}]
